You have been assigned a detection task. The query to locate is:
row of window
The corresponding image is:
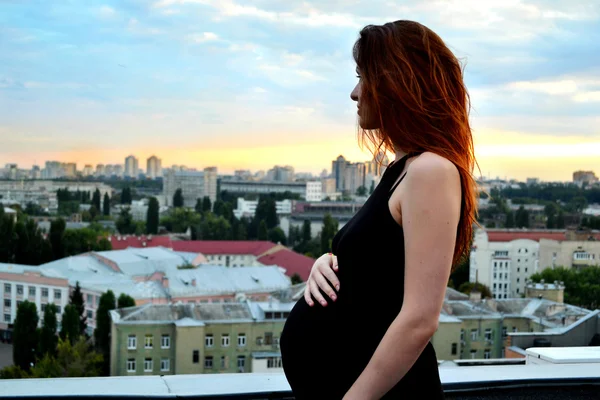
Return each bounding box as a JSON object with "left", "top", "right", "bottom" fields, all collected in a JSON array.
[
  {"left": 516, "top": 267, "right": 528, "bottom": 273},
  {"left": 205, "top": 334, "right": 247, "bottom": 348},
  {"left": 3, "top": 302, "right": 64, "bottom": 322},
  {"left": 191, "top": 352, "right": 247, "bottom": 371},
  {"left": 128, "top": 334, "right": 171, "bottom": 350},
  {"left": 460, "top": 328, "right": 494, "bottom": 342},
  {"left": 493, "top": 261, "right": 509, "bottom": 269},
  {"left": 493, "top": 273, "right": 509, "bottom": 280},
  {"left": 3, "top": 284, "right": 61, "bottom": 299},
  {"left": 493, "top": 283, "right": 509, "bottom": 290},
  {"left": 126, "top": 358, "right": 170, "bottom": 373}
]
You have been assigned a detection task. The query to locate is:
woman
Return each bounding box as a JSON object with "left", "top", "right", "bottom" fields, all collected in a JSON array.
[{"left": 280, "top": 20, "right": 478, "bottom": 399}]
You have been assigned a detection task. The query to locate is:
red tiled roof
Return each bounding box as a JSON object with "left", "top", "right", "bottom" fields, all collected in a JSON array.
[
  {"left": 487, "top": 231, "right": 567, "bottom": 242},
  {"left": 257, "top": 248, "right": 315, "bottom": 281},
  {"left": 171, "top": 241, "right": 277, "bottom": 256},
  {"left": 108, "top": 235, "right": 173, "bottom": 250}
]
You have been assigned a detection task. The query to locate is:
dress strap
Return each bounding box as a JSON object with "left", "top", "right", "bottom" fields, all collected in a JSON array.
[{"left": 387, "top": 152, "right": 421, "bottom": 198}]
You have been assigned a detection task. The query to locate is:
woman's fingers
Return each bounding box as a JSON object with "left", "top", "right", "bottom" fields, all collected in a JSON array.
[
  {"left": 304, "top": 284, "right": 314, "bottom": 307},
  {"left": 319, "top": 264, "right": 340, "bottom": 292},
  {"left": 332, "top": 255, "right": 339, "bottom": 272},
  {"left": 313, "top": 271, "right": 337, "bottom": 302},
  {"left": 309, "top": 279, "right": 328, "bottom": 307}
]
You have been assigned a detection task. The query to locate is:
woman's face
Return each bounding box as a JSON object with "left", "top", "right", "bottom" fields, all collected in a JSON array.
[{"left": 350, "top": 70, "right": 378, "bottom": 130}]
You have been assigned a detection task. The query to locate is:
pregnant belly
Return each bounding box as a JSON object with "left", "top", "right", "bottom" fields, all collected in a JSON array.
[{"left": 280, "top": 297, "right": 351, "bottom": 398}]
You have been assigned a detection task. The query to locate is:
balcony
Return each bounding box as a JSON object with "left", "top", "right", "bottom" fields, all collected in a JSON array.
[{"left": 1, "top": 364, "right": 599, "bottom": 399}]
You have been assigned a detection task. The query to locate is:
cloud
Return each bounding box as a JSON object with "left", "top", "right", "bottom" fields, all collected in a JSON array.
[
  {"left": 187, "top": 32, "right": 219, "bottom": 43},
  {"left": 127, "top": 18, "right": 163, "bottom": 35},
  {"left": 96, "top": 5, "right": 116, "bottom": 18}
]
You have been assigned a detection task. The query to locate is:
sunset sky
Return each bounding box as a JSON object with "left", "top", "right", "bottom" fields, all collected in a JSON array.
[{"left": 1, "top": 1, "right": 600, "bottom": 181}]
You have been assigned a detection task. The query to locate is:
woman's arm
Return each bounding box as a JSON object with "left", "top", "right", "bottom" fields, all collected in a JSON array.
[{"left": 343, "top": 154, "right": 462, "bottom": 400}]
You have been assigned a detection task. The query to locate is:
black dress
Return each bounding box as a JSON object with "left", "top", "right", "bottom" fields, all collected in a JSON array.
[{"left": 280, "top": 153, "right": 444, "bottom": 399}]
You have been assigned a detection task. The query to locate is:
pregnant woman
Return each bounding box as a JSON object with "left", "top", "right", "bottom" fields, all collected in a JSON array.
[{"left": 280, "top": 20, "right": 478, "bottom": 399}]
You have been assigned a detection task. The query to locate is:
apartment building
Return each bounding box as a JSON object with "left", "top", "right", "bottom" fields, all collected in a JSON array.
[{"left": 109, "top": 301, "right": 292, "bottom": 376}]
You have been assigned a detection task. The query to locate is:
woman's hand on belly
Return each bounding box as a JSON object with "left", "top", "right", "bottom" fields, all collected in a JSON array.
[{"left": 304, "top": 252, "right": 340, "bottom": 307}]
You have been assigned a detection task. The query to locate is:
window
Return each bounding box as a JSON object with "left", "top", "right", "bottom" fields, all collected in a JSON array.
[
  {"left": 193, "top": 350, "right": 200, "bottom": 364},
  {"left": 502, "top": 327, "right": 507, "bottom": 338},
  {"left": 493, "top": 273, "right": 497, "bottom": 279},
  {"left": 484, "top": 329, "right": 493, "bottom": 341},
  {"left": 505, "top": 273, "right": 508, "bottom": 279},
  {"left": 266, "top": 357, "right": 282, "bottom": 369},
  {"left": 160, "top": 358, "right": 170, "bottom": 372},
  {"left": 86, "top": 294, "right": 93, "bottom": 304},
  {"left": 451, "top": 343, "right": 457, "bottom": 355},
  {"left": 3, "top": 314, "right": 10, "bottom": 322},
  {"left": 4, "top": 299, "right": 11, "bottom": 308},
  {"left": 42, "top": 288, "right": 48, "bottom": 297},
  {"left": 237, "top": 355, "right": 246, "bottom": 371},
  {"left": 161, "top": 335, "right": 170, "bottom": 349},
  {"left": 460, "top": 330, "right": 465, "bottom": 342},
  {"left": 504, "top": 294, "right": 507, "bottom": 298},
  {"left": 504, "top": 283, "right": 508, "bottom": 289},
  {"left": 517, "top": 268, "right": 520, "bottom": 273},
  {"left": 221, "top": 334, "right": 230, "bottom": 347},
  {"left": 512, "top": 327, "right": 518, "bottom": 333},
  {"left": 128, "top": 335, "right": 137, "bottom": 350},
  {"left": 265, "top": 332, "right": 273, "bottom": 345},
  {"left": 127, "top": 359, "right": 136, "bottom": 372},
  {"left": 494, "top": 250, "right": 508, "bottom": 257},
  {"left": 471, "top": 329, "right": 478, "bottom": 341},
  {"left": 493, "top": 261, "right": 497, "bottom": 268},
  {"left": 54, "top": 289, "right": 61, "bottom": 299},
  {"left": 484, "top": 349, "right": 491, "bottom": 359},
  {"left": 220, "top": 356, "right": 227, "bottom": 369},
  {"left": 256, "top": 336, "right": 263, "bottom": 345},
  {"left": 525, "top": 268, "right": 528, "bottom": 273},
  {"left": 4, "top": 283, "right": 10, "bottom": 292},
  {"left": 87, "top": 310, "right": 93, "bottom": 319},
  {"left": 16, "top": 300, "right": 22, "bottom": 308},
  {"left": 41, "top": 304, "right": 46, "bottom": 311},
  {"left": 204, "top": 356, "right": 213, "bottom": 369},
  {"left": 516, "top": 288, "right": 520, "bottom": 294},
  {"left": 470, "top": 350, "right": 477, "bottom": 359},
  {"left": 144, "top": 358, "right": 153, "bottom": 372},
  {"left": 525, "top": 249, "right": 528, "bottom": 253},
  {"left": 205, "top": 334, "right": 214, "bottom": 348},
  {"left": 56, "top": 306, "right": 61, "bottom": 314},
  {"left": 518, "top": 259, "right": 520, "bottom": 263},
  {"left": 16, "top": 285, "right": 23, "bottom": 295},
  {"left": 145, "top": 335, "right": 153, "bottom": 349},
  {"left": 28, "top": 287, "right": 35, "bottom": 296},
  {"left": 238, "top": 334, "right": 246, "bottom": 347},
  {"left": 493, "top": 283, "right": 496, "bottom": 289}
]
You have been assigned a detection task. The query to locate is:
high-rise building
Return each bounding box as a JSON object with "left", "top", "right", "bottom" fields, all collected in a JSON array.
[
  {"left": 163, "top": 166, "right": 218, "bottom": 207},
  {"left": 146, "top": 156, "right": 162, "bottom": 179},
  {"left": 43, "top": 161, "right": 62, "bottom": 179},
  {"left": 573, "top": 171, "right": 598, "bottom": 187},
  {"left": 266, "top": 166, "right": 295, "bottom": 182},
  {"left": 95, "top": 164, "right": 105, "bottom": 177},
  {"left": 343, "top": 162, "right": 366, "bottom": 194},
  {"left": 331, "top": 155, "right": 347, "bottom": 192},
  {"left": 125, "top": 155, "right": 139, "bottom": 178},
  {"left": 82, "top": 165, "right": 94, "bottom": 176},
  {"left": 31, "top": 165, "right": 41, "bottom": 180},
  {"left": 114, "top": 165, "right": 124, "bottom": 178},
  {"left": 104, "top": 165, "right": 115, "bottom": 177},
  {"left": 62, "top": 163, "right": 77, "bottom": 178}
]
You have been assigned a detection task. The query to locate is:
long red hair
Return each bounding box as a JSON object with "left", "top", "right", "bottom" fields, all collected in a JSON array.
[{"left": 353, "top": 20, "right": 479, "bottom": 269}]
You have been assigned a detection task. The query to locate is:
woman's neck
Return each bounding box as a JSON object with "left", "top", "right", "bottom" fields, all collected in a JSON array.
[{"left": 394, "top": 148, "right": 407, "bottom": 162}]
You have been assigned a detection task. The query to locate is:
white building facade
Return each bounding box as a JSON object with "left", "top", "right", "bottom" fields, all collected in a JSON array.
[
  {"left": 233, "top": 198, "right": 292, "bottom": 220},
  {"left": 305, "top": 181, "right": 323, "bottom": 202}
]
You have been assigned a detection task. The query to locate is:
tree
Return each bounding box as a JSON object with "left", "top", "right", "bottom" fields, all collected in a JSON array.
[
  {"left": 173, "top": 188, "right": 184, "bottom": 208},
  {"left": 116, "top": 208, "right": 136, "bottom": 235},
  {"left": 120, "top": 187, "right": 132, "bottom": 205},
  {"left": 258, "top": 220, "right": 268, "bottom": 240},
  {"left": 117, "top": 293, "right": 136, "bottom": 308},
  {"left": 449, "top": 256, "right": 470, "bottom": 290},
  {"left": 505, "top": 211, "right": 515, "bottom": 228},
  {"left": 291, "top": 273, "right": 303, "bottom": 285},
  {"left": 69, "top": 282, "right": 87, "bottom": 337},
  {"left": 14, "top": 217, "right": 46, "bottom": 265},
  {"left": 94, "top": 290, "right": 116, "bottom": 376},
  {"left": 255, "top": 196, "right": 278, "bottom": 229},
  {"left": 530, "top": 267, "right": 600, "bottom": 309},
  {"left": 103, "top": 193, "right": 110, "bottom": 216},
  {"left": 13, "top": 301, "right": 39, "bottom": 370},
  {"left": 60, "top": 305, "right": 80, "bottom": 344},
  {"left": 49, "top": 218, "right": 66, "bottom": 260},
  {"left": 547, "top": 213, "right": 556, "bottom": 229},
  {"left": 213, "top": 200, "right": 226, "bottom": 217},
  {"left": 30, "top": 337, "right": 103, "bottom": 378},
  {"left": 89, "top": 205, "right": 99, "bottom": 221},
  {"left": 556, "top": 211, "right": 566, "bottom": 229},
  {"left": 202, "top": 196, "right": 212, "bottom": 212},
  {"left": 268, "top": 227, "right": 287, "bottom": 245},
  {"left": 146, "top": 197, "right": 159, "bottom": 235},
  {"left": 39, "top": 303, "right": 58, "bottom": 358},
  {"left": 302, "top": 220, "right": 312, "bottom": 243},
  {"left": 458, "top": 282, "right": 492, "bottom": 299},
  {"left": 515, "top": 206, "right": 529, "bottom": 228},
  {"left": 92, "top": 189, "right": 101, "bottom": 212},
  {"left": 0, "top": 213, "right": 16, "bottom": 263},
  {"left": 356, "top": 185, "right": 367, "bottom": 196},
  {"left": 195, "top": 213, "right": 232, "bottom": 240},
  {"left": 195, "top": 198, "right": 203, "bottom": 214},
  {"left": 320, "top": 213, "right": 338, "bottom": 254},
  {"left": 160, "top": 208, "right": 201, "bottom": 233}
]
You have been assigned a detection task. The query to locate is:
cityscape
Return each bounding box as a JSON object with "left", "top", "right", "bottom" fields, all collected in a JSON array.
[{"left": 1, "top": 0, "right": 600, "bottom": 398}]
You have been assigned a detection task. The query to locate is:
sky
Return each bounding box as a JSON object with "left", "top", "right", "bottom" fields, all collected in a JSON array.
[{"left": 1, "top": 0, "right": 600, "bottom": 181}]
